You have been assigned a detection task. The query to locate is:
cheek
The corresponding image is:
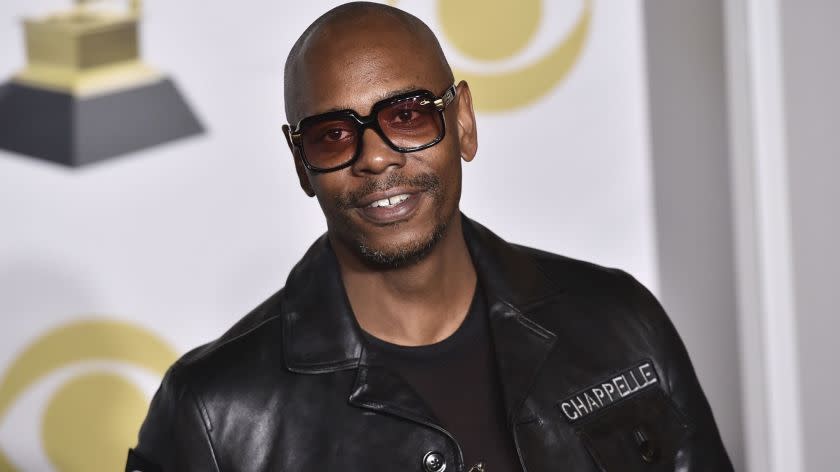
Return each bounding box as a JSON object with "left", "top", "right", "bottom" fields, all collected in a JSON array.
[
  {"left": 419, "top": 157, "right": 462, "bottom": 219},
  {"left": 438, "top": 144, "right": 464, "bottom": 196},
  {"left": 444, "top": 165, "right": 463, "bottom": 208},
  {"left": 309, "top": 170, "right": 350, "bottom": 197},
  {"left": 308, "top": 175, "right": 347, "bottom": 215}
]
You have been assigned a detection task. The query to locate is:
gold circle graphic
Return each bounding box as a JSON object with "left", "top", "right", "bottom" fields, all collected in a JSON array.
[
  {"left": 439, "top": 0, "right": 541, "bottom": 61},
  {"left": 389, "top": 0, "right": 592, "bottom": 112},
  {"left": 445, "top": 0, "right": 592, "bottom": 112},
  {"left": 43, "top": 373, "right": 148, "bottom": 472},
  {"left": 0, "top": 319, "right": 178, "bottom": 472}
]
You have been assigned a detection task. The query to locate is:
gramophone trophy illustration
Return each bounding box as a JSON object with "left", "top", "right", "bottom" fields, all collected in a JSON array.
[{"left": 0, "top": 0, "right": 203, "bottom": 167}]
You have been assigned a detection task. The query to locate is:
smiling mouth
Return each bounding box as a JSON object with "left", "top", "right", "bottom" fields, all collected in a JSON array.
[
  {"left": 342, "top": 173, "right": 442, "bottom": 225},
  {"left": 357, "top": 191, "right": 422, "bottom": 224},
  {"left": 366, "top": 193, "right": 411, "bottom": 208}
]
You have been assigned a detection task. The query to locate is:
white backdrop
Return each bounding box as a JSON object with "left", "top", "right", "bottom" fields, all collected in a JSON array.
[{"left": 0, "top": 1, "right": 655, "bottom": 471}]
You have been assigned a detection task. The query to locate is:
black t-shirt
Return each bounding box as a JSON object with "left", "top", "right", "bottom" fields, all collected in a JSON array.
[{"left": 362, "top": 284, "right": 522, "bottom": 471}]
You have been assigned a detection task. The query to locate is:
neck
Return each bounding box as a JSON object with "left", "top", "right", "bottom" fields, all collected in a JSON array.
[{"left": 332, "top": 214, "right": 477, "bottom": 346}]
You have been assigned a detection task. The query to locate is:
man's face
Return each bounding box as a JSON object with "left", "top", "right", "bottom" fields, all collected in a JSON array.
[{"left": 287, "top": 28, "right": 476, "bottom": 268}]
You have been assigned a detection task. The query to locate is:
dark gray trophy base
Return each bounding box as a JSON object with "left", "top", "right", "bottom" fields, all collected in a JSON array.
[{"left": 0, "top": 77, "right": 203, "bottom": 167}]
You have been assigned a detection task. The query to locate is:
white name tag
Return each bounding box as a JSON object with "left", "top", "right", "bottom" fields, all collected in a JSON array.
[{"left": 558, "top": 361, "right": 660, "bottom": 422}]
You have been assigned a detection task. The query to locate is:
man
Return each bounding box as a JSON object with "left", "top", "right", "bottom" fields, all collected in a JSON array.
[{"left": 127, "top": 2, "right": 733, "bottom": 471}]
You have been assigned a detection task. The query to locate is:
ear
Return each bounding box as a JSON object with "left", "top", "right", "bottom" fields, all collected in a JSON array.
[
  {"left": 454, "top": 80, "right": 478, "bottom": 162},
  {"left": 283, "top": 124, "right": 316, "bottom": 197}
]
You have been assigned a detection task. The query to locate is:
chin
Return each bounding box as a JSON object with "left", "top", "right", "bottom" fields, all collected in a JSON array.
[{"left": 354, "top": 219, "right": 448, "bottom": 269}]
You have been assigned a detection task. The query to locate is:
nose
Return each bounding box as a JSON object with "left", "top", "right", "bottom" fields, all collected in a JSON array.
[{"left": 351, "top": 128, "right": 406, "bottom": 175}]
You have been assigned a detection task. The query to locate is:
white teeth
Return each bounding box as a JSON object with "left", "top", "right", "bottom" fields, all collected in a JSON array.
[
  {"left": 367, "top": 194, "right": 410, "bottom": 208},
  {"left": 389, "top": 194, "right": 409, "bottom": 205}
]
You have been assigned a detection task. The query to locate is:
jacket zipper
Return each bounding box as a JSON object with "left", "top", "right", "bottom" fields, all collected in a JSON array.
[{"left": 467, "top": 462, "right": 486, "bottom": 472}]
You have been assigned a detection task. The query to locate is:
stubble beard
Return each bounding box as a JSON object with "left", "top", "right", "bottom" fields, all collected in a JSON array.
[
  {"left": 331, "top": 172, "right": 450, "bottom": 270},
  {"left": 356, "top": 218, "right": 448, "bottom": 269}
]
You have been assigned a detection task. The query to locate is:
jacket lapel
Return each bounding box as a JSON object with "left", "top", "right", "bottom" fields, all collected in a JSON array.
[
  {"left": 348, "top": 346, "right": 465, "bottom": 467},
  {"left": 462, "top": 217, "right": 563, "bottom": 424},
  {"left": 348, "top": 346, "right": 440, "bottom": 427},
  {"left": 486, "top": 299, "right": 558, "bottom": 424}
]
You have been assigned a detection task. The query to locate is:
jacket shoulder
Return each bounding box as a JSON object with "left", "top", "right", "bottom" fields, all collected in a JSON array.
[
  {"left": 174, "top": 287, "right": 288, "bottom": 382},
  {"left": 511, "top": 243, "right": 638, "bottom": 296},
  {"left": 133, "top": 289, "right": 289, "bottom": 470},
  {"left": 509, "top": 242, "right": 664, "bottom": 342}
]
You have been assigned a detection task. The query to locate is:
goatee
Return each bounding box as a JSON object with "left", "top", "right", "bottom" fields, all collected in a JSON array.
[{"left": 332, "top": 172, "right": 447, "bottom": 269}]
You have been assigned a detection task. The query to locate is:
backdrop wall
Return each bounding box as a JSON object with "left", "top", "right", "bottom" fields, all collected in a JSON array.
[
  {"left": 642, "top": 1, "right": 743, "bottom": 469},
  {"left": 780, "top": 0, "right": 840, "bottom": 468},
  {"left": 0, "top": 1, "right": 664, "bottom": 471}
]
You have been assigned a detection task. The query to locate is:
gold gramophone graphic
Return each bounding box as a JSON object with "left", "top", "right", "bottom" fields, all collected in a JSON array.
[{"left": 0, "top": 0, "right": 204, "bottom": 167}]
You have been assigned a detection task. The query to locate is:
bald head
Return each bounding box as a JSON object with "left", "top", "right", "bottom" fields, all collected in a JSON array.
[{"left": 283, "top": 2, "right": 454, "bottom": 123}]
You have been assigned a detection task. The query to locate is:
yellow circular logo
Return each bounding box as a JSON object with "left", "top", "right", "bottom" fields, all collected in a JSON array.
[
  {"left": 0, "top": 319, "right": 178, "bottom": 472},
  {"left": 439, "top": 0, "right": 542, "bottom": 62},
  {"left": 391, "top": 0, "right": 592, "bottom": 112}
]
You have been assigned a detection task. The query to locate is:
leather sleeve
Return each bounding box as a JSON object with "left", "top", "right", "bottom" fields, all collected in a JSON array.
[
  {"left": 126, "top": 363, "right": 221, "bottom": 472},
  {"left": 624, "top": 272, "right": 735, "bottom": 471}
]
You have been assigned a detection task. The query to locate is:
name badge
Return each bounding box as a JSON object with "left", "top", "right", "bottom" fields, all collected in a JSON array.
[{"left": 558, "top": 361, "right": 660, "bottom": 422}]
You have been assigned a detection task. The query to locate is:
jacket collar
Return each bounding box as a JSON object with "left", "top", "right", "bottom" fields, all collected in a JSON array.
[
  {"left": 281, "top": 232, "right": 363, "bottom": 373},
  {"left": 281, "top": 215, "right": 563, "bottom": 421},
  {"left": 462, "top": 215, "right": 565, "bottom": 309}
]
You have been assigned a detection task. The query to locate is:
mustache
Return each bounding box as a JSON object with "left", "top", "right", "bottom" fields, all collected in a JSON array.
[{"left": 335, "top": 173, "right": 442, "bottom": 209}]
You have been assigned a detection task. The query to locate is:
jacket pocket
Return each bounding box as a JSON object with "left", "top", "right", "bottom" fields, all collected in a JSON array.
[{"left": 575, "top": 388, "right": 691, "bottom": 472}]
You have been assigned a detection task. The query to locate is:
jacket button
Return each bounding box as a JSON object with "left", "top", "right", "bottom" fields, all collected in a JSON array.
[
  {"left": 423, "top": 451, "right": 446, "bottom": 472},
  {"left": 632, "top": 427, "right": 660, "bottom": 464}
]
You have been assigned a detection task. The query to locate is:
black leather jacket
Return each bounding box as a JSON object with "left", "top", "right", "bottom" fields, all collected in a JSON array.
[{"left": 128, "top": 216, "right": 733, "bottom": 472}]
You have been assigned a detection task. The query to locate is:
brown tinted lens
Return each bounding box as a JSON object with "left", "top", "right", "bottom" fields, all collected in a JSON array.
[
  {"left": 377, "top": 97, "right": 443, "bottom": 149},
  {"left": 301, "top": 117, "right": 358, "bottom": 169}
]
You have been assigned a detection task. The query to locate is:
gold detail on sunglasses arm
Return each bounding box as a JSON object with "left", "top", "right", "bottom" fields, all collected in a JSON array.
[
  {"left": 13, "top": 0, "right": 159, "bottom": 97},
  {"left": 288, "top": 128, "right": 302, "bottom": 143},
  {"left": 433, "top": 85, "right": 456, "bottom": 110}
]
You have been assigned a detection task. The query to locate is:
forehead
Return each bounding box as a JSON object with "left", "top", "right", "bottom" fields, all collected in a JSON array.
[{"left": 288, "top": 28, "right": 449, "bottom": 121}]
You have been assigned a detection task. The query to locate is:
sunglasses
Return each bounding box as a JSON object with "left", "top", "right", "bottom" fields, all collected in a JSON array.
[{"left": 283, "top": 84, "right": 457, "bottom": 173}]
